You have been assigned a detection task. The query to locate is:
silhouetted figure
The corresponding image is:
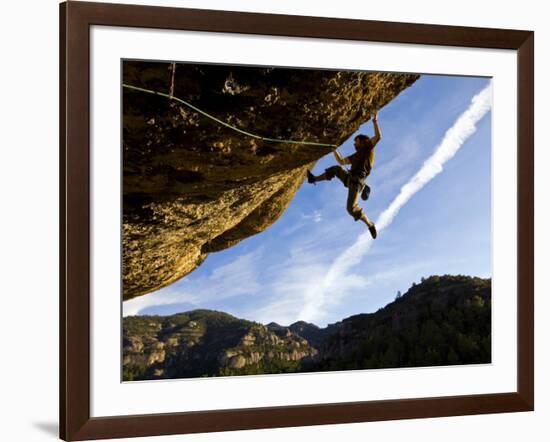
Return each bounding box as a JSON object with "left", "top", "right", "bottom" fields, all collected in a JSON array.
[{"left": 306, "top": 112, "right": 381, "bottom": 239}]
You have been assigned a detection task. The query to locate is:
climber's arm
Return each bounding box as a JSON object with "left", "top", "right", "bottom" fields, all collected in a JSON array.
[
  {"left": 371, "top": 113, "right": 382, "bottom": 146},
  {"left": 333, "top": 149, "right": 350, "bottom": 165}
]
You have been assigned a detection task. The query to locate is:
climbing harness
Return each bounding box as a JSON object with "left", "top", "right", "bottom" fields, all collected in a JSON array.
[{"left": 122, "top": 83, "right": 338, "bottom": 149}]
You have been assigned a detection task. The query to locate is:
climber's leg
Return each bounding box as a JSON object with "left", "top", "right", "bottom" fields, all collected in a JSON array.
[
  {"left": 307, "top": 165, "right": 348, "bottom": 185},
  {"left": 359, "top": 211, "right": 377, "bottom": 238},
  {"left": 346, "top": 180, "right": 364, "bottom": 221},
  {"left": 307, "top": 170, "right": 327, "bottom": 183},
  {"left": 346, "top": 178, "right": 377, "bottom": 239}
]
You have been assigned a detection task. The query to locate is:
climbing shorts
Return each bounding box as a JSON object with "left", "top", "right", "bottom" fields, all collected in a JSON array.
[{"left": 325, "top": 165, "right": 365, "bottom": 189}]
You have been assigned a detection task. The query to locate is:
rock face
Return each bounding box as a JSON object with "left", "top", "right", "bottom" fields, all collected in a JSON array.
[{"left": 122, "top": 61, "right": 419, "bottom": 300}]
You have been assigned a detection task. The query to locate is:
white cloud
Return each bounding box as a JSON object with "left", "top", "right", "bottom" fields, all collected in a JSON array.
[
  {"left": 378, "top": 84, "right": 492, "bottom": 231},
  {"left": 281, "top": 210, "right": 323, "bottom": 236},
  {"left": 122, "top": 286, "right": 199, "bottom": 317},
  {"left": 123, "top": 250, "right": 262, "bottom": 316},
  {"left": 302, "top": 210, "right": 322, "bottom": 223}
]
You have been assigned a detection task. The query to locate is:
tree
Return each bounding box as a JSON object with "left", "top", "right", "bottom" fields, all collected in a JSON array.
[{"left": 447, "top": 346, "right": 460, "bottom": 364}]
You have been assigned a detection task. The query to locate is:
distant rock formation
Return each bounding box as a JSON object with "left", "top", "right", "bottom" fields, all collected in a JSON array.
[
  {"left": 123, "top": 309, "right": 319, "bottom": 380},
  {"left": 122, "top": 61, "right": 419, "bottom": 300},
  {"left": 123, "top": 275, "right": 491, "bottom": 380}
]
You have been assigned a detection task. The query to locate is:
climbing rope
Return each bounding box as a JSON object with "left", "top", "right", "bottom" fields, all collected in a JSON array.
[{"left": 122, "top": 83, "right": 338, "bottom": 148}]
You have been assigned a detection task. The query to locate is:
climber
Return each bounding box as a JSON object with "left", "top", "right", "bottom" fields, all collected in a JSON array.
[{"left": 306, "top": 112, "right": 381, "bottom": 239}]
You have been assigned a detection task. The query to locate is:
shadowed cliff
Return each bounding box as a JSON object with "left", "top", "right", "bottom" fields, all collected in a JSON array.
[{"left": 122, "top": 61, "right": 419, "bottom": 300}]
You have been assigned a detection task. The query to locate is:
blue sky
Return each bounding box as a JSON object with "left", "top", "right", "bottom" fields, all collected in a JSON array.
[{"left": 123, "top": 74, "right": 492, "bottom": 327}]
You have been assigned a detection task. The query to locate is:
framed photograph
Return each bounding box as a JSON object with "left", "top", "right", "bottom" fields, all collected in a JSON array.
[{"left": 60, "top": 1, "right": 534, "bottom": 440}]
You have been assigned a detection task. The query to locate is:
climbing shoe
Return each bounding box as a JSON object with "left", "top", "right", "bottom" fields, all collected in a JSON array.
[
  {"left": 306, "top": 170, "right": 316, "bottom": 185},
  {"left": 368, "top": 223, "right": 377, "bottom": 239},
  {"left": 361, "top": 184, "right": 371, "bottom": 201}
]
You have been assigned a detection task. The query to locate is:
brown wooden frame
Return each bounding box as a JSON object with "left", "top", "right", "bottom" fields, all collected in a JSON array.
[{"left": 60, "top": 1, "right": 534, "bottom": 440}]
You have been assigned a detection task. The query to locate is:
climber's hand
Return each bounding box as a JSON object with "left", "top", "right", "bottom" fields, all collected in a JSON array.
[
  {"left": 371, "top": 112, "right": 381, "bottom": 146},
  {"left": 333, "top": 149, "right": 349, "bottom": 166}
]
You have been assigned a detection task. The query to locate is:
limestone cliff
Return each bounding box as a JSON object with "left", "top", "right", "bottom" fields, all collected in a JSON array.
[{"left": 123, "top": 61, "right": 419, "bottom": 300}]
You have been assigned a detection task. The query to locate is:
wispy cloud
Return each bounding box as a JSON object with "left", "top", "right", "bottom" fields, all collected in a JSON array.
[
  {"left": 123, "top": 250, "right": 262, "bottom": 316},
  {"left": 296, "top": 83, "right": 492, "bottom": 322},
  {"left": 122, "top": 286, "right": 199, "bottom": 317},
  {"left": 369, "top": 136, "right": 423, "bottom": 201},
  {"left": 280, "top": 210, "right": 323, "bottom": 236},
  {"left": 303, "top": 210, "right": 322, "bottom": 223},
  {"left": 378, "top": 85, "right": 492, "bottom": 230}
]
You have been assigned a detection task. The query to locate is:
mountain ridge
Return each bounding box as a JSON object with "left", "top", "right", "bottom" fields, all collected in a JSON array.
[{"left": 123, "top": 274, "right": 491, "bottom": 380}]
